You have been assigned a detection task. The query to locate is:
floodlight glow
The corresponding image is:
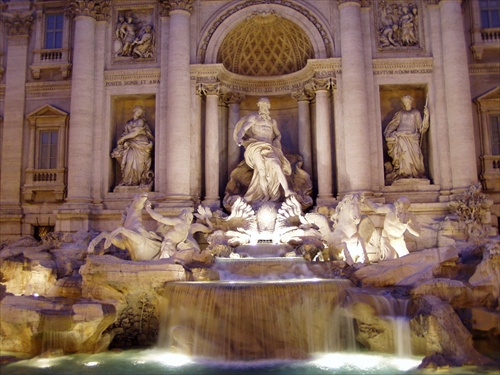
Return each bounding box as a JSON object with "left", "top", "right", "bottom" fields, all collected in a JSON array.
[{"left": 140, "top": 351, "right": 192, "bottom": 367}]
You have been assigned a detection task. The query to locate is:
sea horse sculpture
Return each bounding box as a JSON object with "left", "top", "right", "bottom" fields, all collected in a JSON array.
[{"left": 87, "top": 193, "right": 162, "bottom": 261}]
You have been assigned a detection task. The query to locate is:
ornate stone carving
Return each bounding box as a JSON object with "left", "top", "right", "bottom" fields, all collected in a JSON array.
[
  {"left": 383, "top": 94, "right": 429, "bottom": 184},
  {"left": 158, "top": 0, "right": 194, "bottom": 15},
  {"left": 113, "top": 13, "right": 155, "bottom": 60},
  {"left": 111, "top": 106, "right": 154, "bottom": 188},
  {"left": 2, "top": 11, "right": 34, "bottom": 37},
  {"left": 67, "top": 0, "right": 111, "bottom": 20},
  {"left": 312, "top": 77, "right": 335, "bottom": 91},
  {"left": 423, "top": 0, "right": 440, "bottom": 5},
  {"left": 377, "top": 0, "right": 422, "bottom": 51},
  {"left": 218, "top": 11, "right": 314, "bottom": 77},
  {"left": 222, "top": 92, "right": 245, "bottom": 105},
  {"left": 197, "top": 81, "right": 221, "bottom": 96},
  {"left": 291, "top": 86, "right": 315, "bottom": 101},
  {"left": 198, "top": 0, "right": 333, "bottom": 64},
  {"left": 337, "top": 0, "right": 362, "bottom": 6}
]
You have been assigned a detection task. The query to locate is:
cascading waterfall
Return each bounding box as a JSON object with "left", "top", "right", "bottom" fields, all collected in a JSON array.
[
  {"left": 157, "top": 279, "right": 354, "bottom": 360},
  {"left": 40, "top": 310, "right": 74, "bottom": 353},
  {"left": 343, "top": 288, "right": 412, "bottom": 356}
]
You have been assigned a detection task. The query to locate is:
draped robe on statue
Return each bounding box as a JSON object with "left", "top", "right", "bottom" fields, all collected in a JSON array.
[{"left": 384, "top": 108, "right": 426, "bottom": 180}]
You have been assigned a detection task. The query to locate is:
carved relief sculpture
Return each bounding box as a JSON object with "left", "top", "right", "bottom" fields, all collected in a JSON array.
[
  {"left": 384, "top": 94, "right": 429, "bottom": 184},
  {"left": 113, "top": 12, "right": 155, "bottom": 60},
  {"left": 112, "top": 106, "right": 154, "bottom": 187},
  {"left": 377, "top": 1, "right": 420, "bottom": 50}
]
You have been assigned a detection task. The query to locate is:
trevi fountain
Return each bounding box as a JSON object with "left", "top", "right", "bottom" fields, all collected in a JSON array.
[
  {"left": 1, "top": 98, "right": 498, "bottom": 374},
  {"left": 0, "top": 0, "right": 499, "bottom": 374}
]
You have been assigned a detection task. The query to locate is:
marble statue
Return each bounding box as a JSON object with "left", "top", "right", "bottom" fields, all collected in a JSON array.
[
  {"left": 233, "top": 97, "right": 294, "bottom": 204},
  {"left": 112, "top": 106, "right": 154, "bottom": 187},
  {"left": 132, "top": 25, "right": 154, "bottom": 58},
  {"left": 384, "top": 94, "right": 429, "bottom": 183},
  {"left": 362, "top": 196, "right": 419, "bottom": 259},
  {"left": 304, "top": 194, "right": 368, "bottom": 264},
  {"left": 87, "top": 193, "right": 162, "bottom": 261},
  {"left": 145, "top": 203, "right": 200, "bottom": 258}
]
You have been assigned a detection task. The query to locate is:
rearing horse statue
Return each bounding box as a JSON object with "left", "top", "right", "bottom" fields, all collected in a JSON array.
[
  {"left": 331, "top": 194, "right": 368, "bottom": 264},
  {"left": 87, "top": 193, "right": 162, "bottom": 261}
]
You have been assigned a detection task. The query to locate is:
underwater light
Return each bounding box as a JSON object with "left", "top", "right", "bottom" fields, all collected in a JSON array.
[
  {"left": 84, "top": 361, "right": 99, "bottom": 367},
  {"left": 389, "top": 357, "right": 421, "bottom": 371},
  {"left": 140, "top": 351, "right": 192, "bottom": 367},
  {"left": 311, "top": 353, "right": 421, "bottom": 372}
]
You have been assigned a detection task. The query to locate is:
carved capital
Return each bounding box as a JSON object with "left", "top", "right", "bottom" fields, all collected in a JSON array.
[
  {"left": 67, "top": 0, "right": 111, "bottom": 20},
  {"left": 3, "top": 11, "right": 34, "bottom": 37},
  {"left": 337, "top": 0, "right": 361, "bottom": 7},
  {"left": 291, "top": 87, "right": 315, "bottom": 102},
  {"left": 159, "top": 0, "right": 194, "bottom": 16},
  {"left": 222, "top": 91, "right": 245, "bottom": 105},
  {"left": 423, "top": 0, "right": 441, "bottom": 4},
  {"left": 197, "top": 81, "right": 221, "bottom": 97},
  {"left": 312, "top": 77, "right": 335, "bottom": 92}
]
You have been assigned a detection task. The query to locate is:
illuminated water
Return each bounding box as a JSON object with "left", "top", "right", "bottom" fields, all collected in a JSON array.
[{"left": 1, "top": 350, "right": 426, "bottom": 374}]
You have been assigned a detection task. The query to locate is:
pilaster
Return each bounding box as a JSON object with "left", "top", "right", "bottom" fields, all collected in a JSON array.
[{"left": 0, "top": 7, "right": 33, "bottom": 239}]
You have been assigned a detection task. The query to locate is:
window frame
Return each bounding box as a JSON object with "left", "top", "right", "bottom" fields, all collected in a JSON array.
[{"left": 44, "top": 13, "right": 64, "bottom": 50}]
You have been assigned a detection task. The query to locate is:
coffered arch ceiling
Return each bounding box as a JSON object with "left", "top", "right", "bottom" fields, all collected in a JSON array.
[
  {"left": 199, "top": 2, "right": 334, "bottom": 74},
  {"left": 217, "top": 11, "right": 315, "bottom": 77}
]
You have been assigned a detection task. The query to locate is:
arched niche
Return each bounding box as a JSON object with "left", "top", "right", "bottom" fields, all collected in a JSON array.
[{"left": 198, "top": 1, "right": 334, "bottom": 65}]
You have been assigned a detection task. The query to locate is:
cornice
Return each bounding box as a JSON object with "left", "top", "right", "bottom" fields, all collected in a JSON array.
[
  {"left": 469, "top": 63, "right": 500, "bottom": 75},
  {"left": 191, "top": 59, "right": 339, "bottom": 96},
  {"left": 25, "top": 81, "right": 71, "bottom": 99}
]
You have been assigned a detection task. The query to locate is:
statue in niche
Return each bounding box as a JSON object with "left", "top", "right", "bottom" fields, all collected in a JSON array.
[
  {"left": 112, "top": 106, "right": 154, "bottom": 187},
  {"left": 362, "top": 196, "right": 419, "bottom": 259},
  {"left": 384, "top": 94, "right": 429, "bottom": 184},
  {"left": 224, "top": 97, "right": 312, "bottom": 210},
  {"left": 131, "top": 25, "right": 155, "bottom": 58}
]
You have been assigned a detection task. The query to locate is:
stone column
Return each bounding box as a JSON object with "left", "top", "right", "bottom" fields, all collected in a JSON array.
[
  {"left": 56, "top": 1, "right": 109, "bottom": 232},
  {"left": 427, "top": 0, "right": 453, "bottom": 197},
  {"left": 65, "top": 1, "right": 106, "bottom": 204},
  {"left": 312, "top": 78, "right": 334, "bottom": 204},
  {"left": 0, "top": 9, "right": 33, "bottom": 238},
  {"left": 225, "top": 92, "right": 245, "bottom": 176},
  {"left": 160, "top": 0, "right": 194, "bottom": 202},
  {"left": 439, "top": 0, "right": 478, "bottom": 191},
  {"left": 292, "top": 87, "right": 314, "bottom": 177},
  {"left": 337, "top": 0, "right": 372, "bottom": 192},
  {"left": 198, "top": 82, "right": 221, "bottom": 208}
]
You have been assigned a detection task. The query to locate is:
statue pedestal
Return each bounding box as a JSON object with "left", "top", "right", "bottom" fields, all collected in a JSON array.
[
  {"left": 113, "top": 185, "right": 152, "bottom": 194},
  {"left": 391, "top": 178, "right": 430, "bottom": 187}
]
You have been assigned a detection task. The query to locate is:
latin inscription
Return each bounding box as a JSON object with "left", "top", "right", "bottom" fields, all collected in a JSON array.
[{"left": 105, "top": 79, "right": 160, "bottom": 87}]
